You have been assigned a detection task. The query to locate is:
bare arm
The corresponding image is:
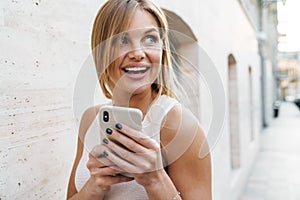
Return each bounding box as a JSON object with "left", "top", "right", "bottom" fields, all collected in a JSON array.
[
  {"left": 67, "top": 106, "right": 130, "bottom": 200},
  {"left": 66, "top": 106, "right": 101, "bottom": 199},
  {"left": 168, "top": 127, "right": 212, "bottom": 199},
  {"left": 66, "top": 136, "right": 83, "bottom": 199},
  {"left": 160, "top": 105, "right": 212, "bottom": 199}
]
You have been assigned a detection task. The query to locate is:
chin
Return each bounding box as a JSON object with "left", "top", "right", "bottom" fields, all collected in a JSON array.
[{"left": 125, "top": 83, "right": 153, "bottom": 96}]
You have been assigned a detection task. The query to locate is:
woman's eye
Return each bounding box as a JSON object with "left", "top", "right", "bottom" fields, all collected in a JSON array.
[
  {"left": 120, "top": 36, "right": 129, "bottom": 45},
  {"left": 144, "top": 35, "right": 158, "bottom": 44}
]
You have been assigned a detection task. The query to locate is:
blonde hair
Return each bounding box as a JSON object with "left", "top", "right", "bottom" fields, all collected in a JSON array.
[{"left": 91, "top": 0, "right": 175, "bottom": 99}]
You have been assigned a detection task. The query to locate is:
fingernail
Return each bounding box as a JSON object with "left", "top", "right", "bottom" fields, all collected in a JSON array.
[
  {"left": 97, "top": 154, "right": 105, "bottom": 158},
  {"left": 97, "top": 151, "right": 108, "bottom": 158},
  {"left": 106, "top": 128, "right": 113, "bottom": 134},
  {"left": 115, "top": 123, "right": 122, "bottom": 130},
  {"left": 103, "top": 138, "right": 109, "bottom": 144},
  {"left": 103, "top": 151, "right": 109, "bottom": 157}
]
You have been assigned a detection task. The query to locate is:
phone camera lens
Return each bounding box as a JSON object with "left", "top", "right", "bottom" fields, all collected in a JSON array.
[{"left": 103, "top": 111, "right": 109, "bottom": 122}]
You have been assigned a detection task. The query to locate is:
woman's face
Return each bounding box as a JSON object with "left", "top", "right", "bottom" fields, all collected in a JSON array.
[{"left": 108, "top": 9, "right": 163, "bottom": 96}]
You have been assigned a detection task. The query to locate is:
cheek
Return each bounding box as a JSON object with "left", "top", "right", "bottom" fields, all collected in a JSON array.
[
  {"left": 111, "top": 48, "right": 123, "bottom": 67},
  {"left": 108, "top": 62, "right": 121, "bottom": 84},
  {"left": 147, "top": 49, "right": 163, "bottom": 64},
  {"left": 110, "top": 46, "right": 125, "bottom": 70},
  {"left": 109, "top": 49, "right": 125, "bottom": 76}
]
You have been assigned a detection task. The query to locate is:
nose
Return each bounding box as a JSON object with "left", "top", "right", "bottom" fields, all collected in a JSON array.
[{"left": 128, "top": 46, "right": 145, "bottom": 61}]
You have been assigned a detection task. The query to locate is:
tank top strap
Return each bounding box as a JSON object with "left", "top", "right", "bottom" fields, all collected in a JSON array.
[{"left": 142, "top": 95, "right": 179, "bottom": 142}]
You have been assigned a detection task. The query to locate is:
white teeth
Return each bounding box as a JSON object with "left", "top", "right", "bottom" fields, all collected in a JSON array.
[
  {"left": 124, "top": 67, "right": 147, "bottom": 72},
  {"left": 123, "top": 67, "right": 149, "bottom": 74}
]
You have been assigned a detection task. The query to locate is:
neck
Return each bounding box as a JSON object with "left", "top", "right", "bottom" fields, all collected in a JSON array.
[
  {"left": 130, "top": 90, "right": 156, "bottom": 115},
  {"left": 112, "top": 87, "right": 157, "bottom": 116}
]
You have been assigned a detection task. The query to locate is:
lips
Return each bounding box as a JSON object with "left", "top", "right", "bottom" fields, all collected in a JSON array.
[{"left": 122, "top": 66, "right": 150, "bottom": 74}]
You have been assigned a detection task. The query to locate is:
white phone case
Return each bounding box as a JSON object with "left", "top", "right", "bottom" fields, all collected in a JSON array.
[
  {"left": 99, "top": 105, "right": 143, "bottom": 135},
  {"left": 99, "top": 105, "right": 143, "bottom": 177}
]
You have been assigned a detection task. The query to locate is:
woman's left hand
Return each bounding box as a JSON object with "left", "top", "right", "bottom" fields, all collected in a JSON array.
[{"left": 101, "top": 123, "right": 165, "bottom": 187}]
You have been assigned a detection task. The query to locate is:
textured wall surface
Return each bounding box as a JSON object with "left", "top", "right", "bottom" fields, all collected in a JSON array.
[{"left": 0, "top": 0, "right": 104, "bottom": 199}]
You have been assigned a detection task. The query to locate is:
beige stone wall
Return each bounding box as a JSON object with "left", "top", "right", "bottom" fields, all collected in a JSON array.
[{"left": 0, "top": 0, "right": 104, "bottom": 199}]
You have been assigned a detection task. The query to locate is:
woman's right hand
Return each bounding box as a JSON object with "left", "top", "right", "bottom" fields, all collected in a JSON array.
[{"left": 85, "top": 144, "right": 134, "bottom": 197}]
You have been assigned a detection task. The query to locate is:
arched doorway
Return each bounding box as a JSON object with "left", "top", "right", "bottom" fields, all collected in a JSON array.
[
  {"left": 248, "top": 66, "right": 254, "bottom": 141},
  {"left": 228, "top": 54, "right": 241, "bottom": 169},
  {"left": 163, "top": 9, "right": 201, "bottom": 119}
]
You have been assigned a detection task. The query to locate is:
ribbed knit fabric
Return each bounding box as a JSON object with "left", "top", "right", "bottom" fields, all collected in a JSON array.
[{"left": 75, "top": 95, "right": 179, "bottom": 199}]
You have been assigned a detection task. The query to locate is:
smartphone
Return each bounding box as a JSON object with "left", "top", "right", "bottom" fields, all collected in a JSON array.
[
  {"left": 99, "top": 105, "right": 143, "bottom": 177},
  {"left": 99, "top": 105, "right": 143, "bottom": 134}
]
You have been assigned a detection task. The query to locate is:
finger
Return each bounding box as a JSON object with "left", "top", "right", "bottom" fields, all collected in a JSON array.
[
  {"left": 89, "top": 167, "right": 133, "bottom": 189},
  {"left": 114, "top": 123, "right": 159, "bottom": 150},
  {"left": 89, "top": 166, "right": 121, "bottom": 177},
  {"left": 89, "top": 144, "right": 106, "bottom": 158},
  {"left": 88, "top": 147, "right": 115, "bottom": 168},
  {"left": 87, "top": 156, "right": 114, "bottom": 169},
  {"left": 106, "top": 125, "right": 159, "bottom": 153},
  {"left": 103, "top": 138, "right": 163, "bottom": 173},
  {"left": 102, "top": 138, "right": 140, "bottom": 165},
  {"left": 105, "top": 130, "right": 146, "bottom": 153},
  {"left": 109, "top": 164, "right": 125, "bottom": 172},
  {"left": 95, "top": 174, "right": 134, "bottom": 188},
  {"left": 104, "top": 150, "right": 139, "bottom": 174}
]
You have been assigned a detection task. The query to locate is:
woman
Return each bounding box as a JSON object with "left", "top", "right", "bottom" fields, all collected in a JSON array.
[{"left": 67, "top": 0, "right": 212, "bottom": 199}]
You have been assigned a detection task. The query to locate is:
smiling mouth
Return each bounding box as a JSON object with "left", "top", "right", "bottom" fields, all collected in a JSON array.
[{"left": 122, "top": 67, "right": 150, "bottom": 74}]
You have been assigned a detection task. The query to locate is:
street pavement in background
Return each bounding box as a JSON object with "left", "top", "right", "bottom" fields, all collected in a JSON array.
[{"left": 241, "top": 102, "right": 300, "bottom": 200}]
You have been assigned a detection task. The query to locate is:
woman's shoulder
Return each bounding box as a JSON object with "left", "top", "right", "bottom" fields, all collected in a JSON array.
[
  {"left": 78, "top": 104, "right": 104, "bottom": 139},
  {"left": 160, "top": 103, "right": 202, "bottom": 142},
  {"left": 162, "top": 104, "right": 182, "bottom": 129},
  {"left": 82, "top": 105, "right": 101, "bottom": 121},
  {"left": 163, "top": 102, "right": 199, "bottom": 128},
  {"left": 160, "top": 104, "right": 182, "bottom": 142}
]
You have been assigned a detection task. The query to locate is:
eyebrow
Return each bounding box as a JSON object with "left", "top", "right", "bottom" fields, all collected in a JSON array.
[
  {"left": 119, "top": 28, "right": 159, "bottom": 39},
  {"left": 144, "top": 28, "right": 159, "bottom": 34}
]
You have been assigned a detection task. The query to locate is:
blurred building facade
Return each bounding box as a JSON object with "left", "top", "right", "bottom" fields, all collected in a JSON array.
[
  {"left": 0, "top": 0, "right": 279, "bottom": 199},
  {"left": 278, "top": 52, "right": 300, "bottom": 100},
  {"left": 155, "top": 0, "right": 279, "bottom": 199}
]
